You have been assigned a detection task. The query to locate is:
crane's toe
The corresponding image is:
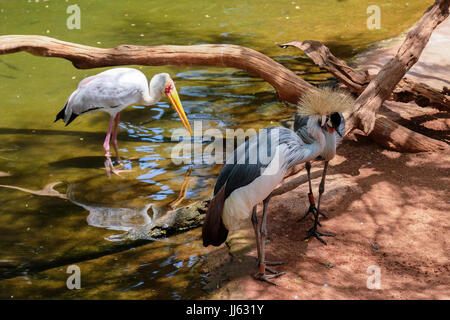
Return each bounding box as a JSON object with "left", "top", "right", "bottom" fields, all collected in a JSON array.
[
  {"left": 253, "top": 271, "right": 284, "bottom": 286},
  {"left": 303, "top": 227, "right": 335, "bottom": 245},
  {"left": 298, "top": 204, "right": 328, "bottom": 223}
]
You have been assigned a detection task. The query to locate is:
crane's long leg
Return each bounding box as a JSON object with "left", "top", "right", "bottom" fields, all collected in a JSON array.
[
  {"left": 298, "top": 161, "right": 328, "bottom": 224},
  {"left": 303, "top": 161, "right": 335, "bottom": 245},
  {"left": 298, "top": 161, "right": 320, "bottom": 225},
  {"left": 253, "top": 194, "right": 284, "bottom": 286},
  {"left": 317, "top": 161, "right": 328, "bottom": 212},
  {"left": 111, "top": 113, "right": 121, "bottom": 159},
  {"left": 251, "top": 206, "right": 261, "bottom": 265},
  {"left": 253, "top": 203, "right": 283, "bottom": 268}
]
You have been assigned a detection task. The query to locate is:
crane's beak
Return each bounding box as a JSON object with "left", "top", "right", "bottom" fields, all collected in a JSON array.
[
  {"left": 321, "top": 115, "right": 327, "bottom": 128},
  {"left": 165, "top": 84, "right": 192, "bottom": 136}
]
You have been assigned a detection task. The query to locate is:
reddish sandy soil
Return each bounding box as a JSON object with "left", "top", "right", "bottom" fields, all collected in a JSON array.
[{"left": 201, "top": 134, "right": 449, "bottom": 300}]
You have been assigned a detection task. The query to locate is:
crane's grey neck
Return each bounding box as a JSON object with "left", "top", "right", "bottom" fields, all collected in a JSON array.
[
  {"left": 285, "top": 117, "right": 326, "bottom": 169},
  {"left": 321, "top": 131, "right": 337, "bottom": 161},
  {"left": 306, "top": 116, "right": 326, "bottom": 149}
]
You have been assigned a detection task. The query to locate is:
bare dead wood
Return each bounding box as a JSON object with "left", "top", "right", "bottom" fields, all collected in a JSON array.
[
  {"left": 273, "top": 167, "right": 320, "bottom": 197},
  {"left": 279, "top": 0, "right": 449, "bottom": 152},
  {"left": 0, "top": 35, "right": 314, "bottom": 104},
  {"left": 368, "top": 115, "right": 448, "bottom": 152},
  {"left": 346, "top": 0, "right": 449, "bottom": 135},
  {"left": 278, "top": 41, "right": 450, "bottom": 111},
  {"left": 393, "top": 78, "right": 450, "bottom": 111},
  {"left": 279, "top": 43, "right": 448, "bottom": 152},
  {"left": 278, "top": 40, "right": 370, "bottom": 94}
]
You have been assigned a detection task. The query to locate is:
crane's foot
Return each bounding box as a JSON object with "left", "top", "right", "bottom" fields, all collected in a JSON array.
[
  {"left": 303, "top": 226, "right": 335, "bottom": 245},
  {"left": 298, "top": 204, "right": 330, "bottom": 227},
  {"left": 253, "top": 263, "right": 284, "bottom": 285},
  {"left": 253, "top": 270, "right": 284, "bottom": 286},
  {"left": 265, "top": 266, "right": 284, "bottom": 274}
]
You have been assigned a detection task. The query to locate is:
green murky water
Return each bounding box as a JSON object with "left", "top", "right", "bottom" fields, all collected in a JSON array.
[{"left": 0, "top": 0, "right": 430, "bottom": 299}]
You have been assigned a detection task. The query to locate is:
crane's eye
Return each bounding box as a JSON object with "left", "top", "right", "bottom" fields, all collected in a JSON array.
[{"left": 330, "top": 112, "right": 341, "bottom": 127}]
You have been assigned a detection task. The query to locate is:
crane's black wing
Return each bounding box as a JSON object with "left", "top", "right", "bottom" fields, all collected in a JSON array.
[{"left": 214, "top": 127, "right": 283, "bottom": 198}]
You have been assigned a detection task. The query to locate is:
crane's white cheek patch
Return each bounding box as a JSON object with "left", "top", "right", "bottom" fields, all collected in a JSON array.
[{"left": 222, "top": 146, "right": 287, "bottom": 231}]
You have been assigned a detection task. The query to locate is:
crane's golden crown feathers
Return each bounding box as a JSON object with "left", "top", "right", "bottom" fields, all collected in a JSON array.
[{"left": 296, "top": 87, "right": 354, "bottom": 117}]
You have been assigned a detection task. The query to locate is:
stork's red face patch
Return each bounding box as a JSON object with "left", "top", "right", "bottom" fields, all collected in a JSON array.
[
  {"left": 165, "top": 82, "right": 173, "bottom": 95},
  {"left": 328, "top": 126, "right": 335, "bottom": 133}
]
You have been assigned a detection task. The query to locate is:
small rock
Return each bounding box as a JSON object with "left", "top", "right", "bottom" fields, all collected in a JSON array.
[{"left": 321, "top": 262, "right": 334, "bottom": 269}]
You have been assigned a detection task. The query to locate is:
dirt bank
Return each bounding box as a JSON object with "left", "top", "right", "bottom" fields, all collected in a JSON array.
[{"left": 201, "top": 138, "right": 449, "bottom": 299}]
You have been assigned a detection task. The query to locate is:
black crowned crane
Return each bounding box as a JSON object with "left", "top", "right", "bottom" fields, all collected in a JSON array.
[
  {"left": 55, "top": 68, "right": 192, "bottom": 174},
  {"left": 202, "top": 88, "right": 351, "bottom": 284},
  {"left": 294, "top": 88, "right": 354, "bottom": 244}
]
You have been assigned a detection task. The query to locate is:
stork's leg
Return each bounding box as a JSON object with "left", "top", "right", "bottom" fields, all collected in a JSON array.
[
  {"left": 253, "top": 195, "right": 284, "bottom": 285},
  {"left": 103, "top": 115, "right": 115, "bottom": 157},
  {"left": 111, "top": 113, "right": 121, "bottom": 159},
  {"left": 103, "top": 114, "right": 130, "bottom": 177},
  {"left": 303, "top": 161, "right": 335, "bottom": 245}
]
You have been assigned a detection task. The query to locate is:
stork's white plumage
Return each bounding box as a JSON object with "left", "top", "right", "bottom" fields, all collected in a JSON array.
[{"left": 55, "top": 68, "right": 192, "bottom": 168}]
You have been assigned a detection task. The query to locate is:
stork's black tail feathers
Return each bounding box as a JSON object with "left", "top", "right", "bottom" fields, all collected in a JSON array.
[
  {"left": 202, "top": 185, "right": 229, "bottom": 247},
  {"left": 54, "top": 102, "right": 77, "bottom": 126}
]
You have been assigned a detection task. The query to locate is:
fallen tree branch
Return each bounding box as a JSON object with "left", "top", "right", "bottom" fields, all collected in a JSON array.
[
  {"left": 278, "top": 41, "right": 450, "bottom": 111},
  {"left": 367, "top": 115, "right": 448, "bottom": 152},
  {"left": 347, "top": 0, "right": 449, "bottom": 135},
  {"left": 273, "top": 167, "right": 320, "bottom": 197},
  {"left": 279, "top": 0, "right": 449, "bottom": 152},
  {"left": 278, "top": 40, "right": 370, "bottom": 95},
  {"left": 279, "top": 44, "right": 448, "bottom": 152},
  {"left": 0, "top": 35, "right": 314, "bottom": 104},
  {"left": 393, "top": 78, "right": 450, "bottom": 111}
]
